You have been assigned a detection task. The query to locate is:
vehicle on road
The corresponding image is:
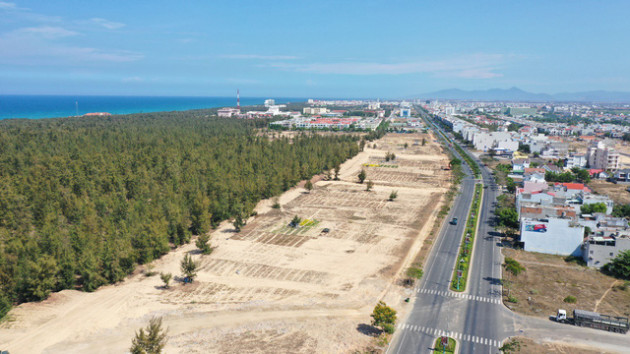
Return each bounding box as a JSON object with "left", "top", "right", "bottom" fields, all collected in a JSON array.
[
  {"left": 450, "top": 217, "right": 458, "bottom": 225},
  {"left": 555, "top": 309, "right": 629, "bottom": 334}
]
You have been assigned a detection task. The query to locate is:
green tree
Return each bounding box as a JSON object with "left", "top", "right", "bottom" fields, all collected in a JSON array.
[
  {"left": 17, "top": 255, "right": 59, "bottom": 302},
  {"left": 130, "top": 317, "right": 168, "bottom": 354},
  {"left": 180, "top": 254, "right": 199, "bottom": 283},
  {"left": 160, "top": 273, "right": 172, "bottom": 289},
  {"left": 389, "top": 190, "right": 398, "bottom": 201},
  {"left": 290, "top": 215, "right": 301, "bottom": 227},
  {"left": 366, "top": 180, "right": 374, "bottom": 191},
  {"left": 233, "top": 213, "right": 244, "bottom": 232},
  {"left": 421, "top": 138, "right": 426, "bottom": 146},
  {"left": 496, "top": 208, "right": 519, "bottom": 229},
  {"left": 0, "top": 291, "right": 12, "bottom": 320},
  {"left": 505, "top": 178, "right": 516, "bottom": 194},
  {"left": 195, "top": 234, "right": 212, "bottom": 255},
  {"left": 581, "top": 202, "right": 607, "bottom": 215},
  {"left": 371, "top": 301, "right": 397, "bottom": 332},
  {"left": 504, "top": 257, "right": 525, "bottom": 276},
  {"left": 603, "top": 250, "right": 630, "bottom": 280},
  {"left": 358, "top": 169, "right": 367, "bottom": 184},
  {"left": 571, "top": 167, "right": 591, "bottom": 183},
  {"left": 304, "top": 180, "right": 313, "bottom": 193},
  {"left": 334, "top": 165, "right": 341, "bottom": 180},
  {"left": 406, "top": 266, "right": 423, "bottom": 279}
]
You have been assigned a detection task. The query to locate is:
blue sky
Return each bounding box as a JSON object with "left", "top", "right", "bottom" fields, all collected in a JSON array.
[{"left": 0, "top": 0, "right": 629, "bottom": 98}]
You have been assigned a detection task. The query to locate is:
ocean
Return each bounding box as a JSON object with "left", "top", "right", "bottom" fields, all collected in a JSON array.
[{"left": 0, "top": 95, "right": 299, "bottom": 120}]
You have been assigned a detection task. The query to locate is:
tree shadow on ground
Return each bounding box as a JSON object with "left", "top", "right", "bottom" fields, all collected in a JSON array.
[
  {"left": 357, "top": 323, "right": 381, "bottom": 337},
  {"left": 483, "top": 276, "right": 502, "bottom": 286}
]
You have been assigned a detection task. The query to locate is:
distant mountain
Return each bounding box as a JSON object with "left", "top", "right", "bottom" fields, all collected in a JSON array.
[{"left": 418, "top": 87, "right": 630, "bottom": 103}]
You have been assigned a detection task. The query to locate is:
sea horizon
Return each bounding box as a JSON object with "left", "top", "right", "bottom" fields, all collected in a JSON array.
[{"left": 0, "top": 95, "right": 307, "bottom": 120}]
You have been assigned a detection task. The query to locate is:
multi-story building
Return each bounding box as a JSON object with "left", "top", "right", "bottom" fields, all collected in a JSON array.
[
  {"left": 303, "top": 107, "right": 329, "bottom": 115},
  {"left": 565, "top": 154, "right": 587, "bottom": 170},
  {"left": 583, "top": 235, "right": 630, "bottom": 268},
  {"left": 586, "top": 141, "right": 620, "bottom": 170}
]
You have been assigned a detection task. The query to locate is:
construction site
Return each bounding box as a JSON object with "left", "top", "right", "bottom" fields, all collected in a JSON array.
[{"left": 0, "top": 132, "right": 453, "bottom": 353}]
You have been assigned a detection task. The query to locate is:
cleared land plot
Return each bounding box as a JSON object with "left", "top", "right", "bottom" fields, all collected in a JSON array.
[
  {"left": 506, "top": 336, "right": 613, "bottom": 354},
  {"left": 502, "top": 248, "right": 630, "bottom": 319},
  {"left": 588, "top": 179, "right": 630, "bottom": 205},
  {"left": 0, "top": 132, "right": 450, "bottom": 353}
]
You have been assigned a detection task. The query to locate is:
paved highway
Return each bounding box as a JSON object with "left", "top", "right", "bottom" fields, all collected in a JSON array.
[{"left": 389, "top": 110, "right": 512, "bottom": 353}]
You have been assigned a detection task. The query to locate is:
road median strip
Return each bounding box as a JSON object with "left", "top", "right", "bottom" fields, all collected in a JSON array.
[{"left": 450, "top": 183, "right": 483, "bottom": 292}]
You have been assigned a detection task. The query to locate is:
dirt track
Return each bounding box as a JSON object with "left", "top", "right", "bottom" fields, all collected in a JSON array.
[{"left": 0, "top": 132, "right": 451, "bottom": 353}]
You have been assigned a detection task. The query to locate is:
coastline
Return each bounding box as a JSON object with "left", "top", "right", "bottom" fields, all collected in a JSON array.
[{"left": 0, "top": 95, "right": 301, "bottom": 120}]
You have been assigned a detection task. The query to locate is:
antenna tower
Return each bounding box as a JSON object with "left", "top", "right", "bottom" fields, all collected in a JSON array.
[{"left": 237, "top": 89, "right": 240, "bottom": 110}]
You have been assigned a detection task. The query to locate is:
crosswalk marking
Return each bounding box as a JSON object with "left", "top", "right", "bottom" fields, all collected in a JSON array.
[
  {"left": 416, "top": 288, "right": 502, "bottom": 304},
  {"left": 399, "top": 324, "right": 501, "bottom": 348}
]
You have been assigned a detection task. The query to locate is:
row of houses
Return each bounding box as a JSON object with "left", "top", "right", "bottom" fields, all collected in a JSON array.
[{"left": 512, "top": 170, "right": 630, "bottom": 268}]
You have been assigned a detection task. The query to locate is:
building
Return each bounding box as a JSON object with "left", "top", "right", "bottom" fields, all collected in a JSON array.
[
  {"left": 583, "top": 235, "right": 630, "bottom": 268},
  {"left": 565, "top": 154, "right": 587, "bottom": 170},
  {"left": 218, "top": 108, "right": 240, "bottom": 118},
  {"left": 400, "top": 107, "right": 411, "bottom": 118},
  {"left": 264, "top": 99, "right": 275, "bottom": 107},
  {"left": 368, "top": 100, "right": 381, "bottom": 110},
  {"left": 520, "top": 217, "right": 584, "bottom": 256},
  {"left": 303, "top": 107, "right": 329, "bottom": 115},
  {"left": 613, "top": 168, "right": 630, "bottom": 183},
  {"left": 586, "top": 141, "right": 620, "bottom": 170}
]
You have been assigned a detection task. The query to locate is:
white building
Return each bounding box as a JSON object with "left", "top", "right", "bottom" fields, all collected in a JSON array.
[
  {"left": 368, "top": 100, "right": 381, "bottom": 110},
  {"left": 218, "top": 108, "right": 240, "bottom": 118},
  {"left": 303, "top": 107, "right": 329, "bottom": 115},
  {"left": 587, "top": 141, "right": 620, "bottom": 170},
  {"left": 264, "top": 99, "right": 275, "bottom": 107},
  {"left": 565, "top": 154, "right": 587, "bottom": 170},
  {"left": 520, "top": 218, "right": 584, "bottom": 256}
]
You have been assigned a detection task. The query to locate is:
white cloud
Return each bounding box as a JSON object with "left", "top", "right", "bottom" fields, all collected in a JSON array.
[
  {"left": 265, "top": 53, "right": 507, "bottom": 79},
  {"left": 0, "top": 1, "right": 17, "bottom": 10},
  {"left": 122, "top": 76, "right": 143, "bottom": 83},
  {"left": 0, "top": 27, "right": 143, "bottom": 64},
  {"left": 86, "top": 18, "right": 125, "bottom": 30},
  {"left": 221, "top": 54, "right": 299, "bottom": 60},
  {"left": 0, "top": 1, "right": 21, "bottom": 10},
  {"left": 14, "top": 26, "right": 79, "bottom": 39}
]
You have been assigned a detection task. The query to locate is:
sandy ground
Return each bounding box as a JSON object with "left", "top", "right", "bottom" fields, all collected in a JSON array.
[{"left": 0, "top": 133, "right": 450, "bottom": 354}]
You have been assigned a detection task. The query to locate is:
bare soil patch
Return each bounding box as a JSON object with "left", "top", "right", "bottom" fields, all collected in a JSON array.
[
  {"left": 507, "top": 336, "right": 613, "bottom": 354},
  {"left": 588, "top": 179, "right": 630, "bottom": 205},
  {"left": 502, "top": 248, "right": 630, "bottom": 318}
]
